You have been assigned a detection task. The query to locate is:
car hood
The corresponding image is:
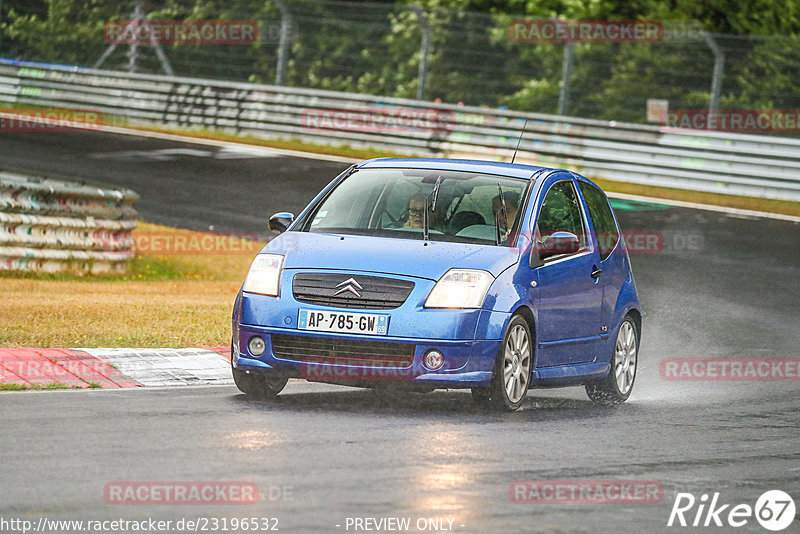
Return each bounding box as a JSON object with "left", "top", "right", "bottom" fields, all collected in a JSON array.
[{"left": 262, "top": 231, "right": 521, "bottom": 280}]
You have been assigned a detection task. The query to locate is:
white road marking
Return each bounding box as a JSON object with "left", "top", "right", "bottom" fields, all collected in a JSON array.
[
  {"left": 78, "top": 348, "right": 231, "bottom": 387},
  {"left": 96, "top": 123, "right": 358, "bottom": 164},
  {"left": 87, "top": 146, "right": 283, "bottom": 161},
  {"left": 215, "top": 145, "right": 284, "bottom": 159},
  {"left": 607, "top": 191, "right": 800, "bottom": 223},
  {"left": 89, "top": 148, "right": 213, "bottom": 161}
]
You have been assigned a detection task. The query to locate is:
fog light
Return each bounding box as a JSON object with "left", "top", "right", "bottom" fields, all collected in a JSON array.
[
  {"left": 423, "top": 350, "right": 444, "bottom": 370},
  {"left": 248, "top": 336, "right": 266, "bottom": 356}
]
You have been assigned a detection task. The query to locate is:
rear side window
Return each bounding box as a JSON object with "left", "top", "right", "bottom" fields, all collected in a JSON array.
[{"left": 579, "top": 182, "right": 619, "bottom": 260}]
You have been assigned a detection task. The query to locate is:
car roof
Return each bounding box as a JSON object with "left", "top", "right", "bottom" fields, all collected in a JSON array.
[{"left": 357, "top": 157, "right": 558, "bottom": 180}]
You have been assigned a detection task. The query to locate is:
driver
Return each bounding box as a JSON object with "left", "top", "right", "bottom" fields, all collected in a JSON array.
[{"left": 404, "top": 192, "right": 442, "bottom": 230}]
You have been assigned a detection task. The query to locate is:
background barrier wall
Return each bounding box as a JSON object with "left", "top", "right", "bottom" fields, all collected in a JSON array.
[
  {"left": 1, "top": 60, "right": 799, "bottom": 202},
  {"left": 0, "top": 170, "right": 138, "bottom": 273}
]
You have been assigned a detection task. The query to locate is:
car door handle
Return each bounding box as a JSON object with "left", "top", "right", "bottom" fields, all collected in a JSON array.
[{"left": 591, "top": 267, "right": 603, "bottom": 279}]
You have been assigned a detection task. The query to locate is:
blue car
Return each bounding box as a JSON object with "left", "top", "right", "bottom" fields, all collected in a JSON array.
[{"left": 231, "top": 158, "right": 641, "bottom": 410}]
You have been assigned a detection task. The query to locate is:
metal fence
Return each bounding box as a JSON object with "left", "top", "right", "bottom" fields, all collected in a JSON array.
[
  {"left": 1, "top": 0, "right": 799, "bottom": 125},
  {"left": 1, "top": 60, "right": 799, "bottom": 202},
  {"left": 0, "top": 169, "right": 138, "bottom": 273}
]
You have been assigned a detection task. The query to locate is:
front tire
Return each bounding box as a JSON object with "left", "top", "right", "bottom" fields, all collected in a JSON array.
[
  {"left": 485, "top": 315, "right": 532, "bottom": 411},
  {"left": 231, "top": 346, "right": 288, "bottom": 399},
  {"left": 586, "top": 316, "right": 638, "bottom": 405}
]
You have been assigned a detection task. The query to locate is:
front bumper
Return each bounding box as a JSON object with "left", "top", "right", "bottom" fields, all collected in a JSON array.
[
  {"left": 233, "top": 272, "right": 510, "bottom": 387},
  {"left": 233, "top": 324, "right": 500, "bottom": 388}
]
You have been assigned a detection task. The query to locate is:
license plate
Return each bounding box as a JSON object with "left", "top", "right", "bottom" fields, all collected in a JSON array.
[{"left": 298, "top": 309, "right": 389, "bottom": 336}]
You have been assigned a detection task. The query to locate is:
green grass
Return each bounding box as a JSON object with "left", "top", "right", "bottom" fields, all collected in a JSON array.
[
  {"left": 0, "top": 223, "right": 252, "bottom": 348},
  {"left": 0, "top": 254, "right": 183, "bottom": 282},
  {"left": 0, "top": 382, "right": 85, "bottom": 391}
]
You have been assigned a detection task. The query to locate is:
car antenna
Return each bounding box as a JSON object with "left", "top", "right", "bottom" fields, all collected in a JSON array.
[{"left": 511, "top": 118, "right": 529, "bottom": 164}]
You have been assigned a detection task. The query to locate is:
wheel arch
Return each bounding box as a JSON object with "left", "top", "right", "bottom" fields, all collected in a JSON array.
[
  {"left": 511, "top": 304, "right": 537, "bottom": 369},
  {"left": 611, "top": 274, "right": 641, "bottom": 338},
  {"left": 511, "top": 304, "right": 536, "bottom": 343},
  {"left": 626, "top": 307, "right": 642, "bottom": 339}
]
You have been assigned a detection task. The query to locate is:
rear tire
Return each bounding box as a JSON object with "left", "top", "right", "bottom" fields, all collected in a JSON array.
[
  {"left": 231, "top": 345, "right": 288, "bottom": 399},
  {"left": 586, "top": 316, "right": 638, "bottom": 405}
]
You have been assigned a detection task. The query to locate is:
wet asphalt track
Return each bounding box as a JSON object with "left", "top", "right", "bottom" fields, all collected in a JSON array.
[{"left": 1, "top": 129, "right": 799, "bottom": 533}]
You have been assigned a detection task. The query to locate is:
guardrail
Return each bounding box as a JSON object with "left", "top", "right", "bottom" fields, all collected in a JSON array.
[
  {"left": 1, "top": 59, "right": 799, "bottom": 202},
  {"left": 0, "top": 169, "right": 138, "bottom": 273}
]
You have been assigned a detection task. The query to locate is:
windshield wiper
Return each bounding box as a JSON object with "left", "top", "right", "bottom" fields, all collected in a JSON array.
[
  {"left": 495, "top": 182, "right": 507, "bottom": 245},
  {"left": 424, "top": 175, "right": 442, "bottom": 241}
]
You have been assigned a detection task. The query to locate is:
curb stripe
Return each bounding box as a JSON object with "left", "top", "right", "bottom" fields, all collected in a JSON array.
[
  {"left": 78, "top": 348, "right": 232, "bottom": 388},
  {"left": 0, "top": 348, "right": 143, "bottom": 388},
  {"left": 1, "top": 348, "right": 233, "bottom": 389},
  {"left": 0, "top": 358, "right": 31, "bottom": 385},
  {"left": 63, "top": 349, "right": 143, "bottom": 388}
]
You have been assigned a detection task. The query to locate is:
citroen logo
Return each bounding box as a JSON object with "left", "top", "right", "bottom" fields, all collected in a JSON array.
[{"left": 334, "top": 277, "right": 362, "bottom": 297}]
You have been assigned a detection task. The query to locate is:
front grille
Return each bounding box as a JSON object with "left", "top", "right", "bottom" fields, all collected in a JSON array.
[
  {"left": 293, "top": 273, "right": 415, "bottom": 309},
  {"left": 271, "top": 333, "right": 415, "bottom": 367}
]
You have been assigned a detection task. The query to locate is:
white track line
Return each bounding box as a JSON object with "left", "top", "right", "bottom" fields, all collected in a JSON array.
[
  {"left": 97, "top": 124, "right": 360, "bottom": 164},
  {"left": 607, "top": 191, "right": 800, "bottom": 222}
]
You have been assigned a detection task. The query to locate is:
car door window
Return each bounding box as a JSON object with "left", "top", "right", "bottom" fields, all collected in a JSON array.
[
  {"left": 536, "top": 180, "right": 588, "bottom": 250},
  {"left": 579, "top": 182, "right": 619, "bottom": 260}
]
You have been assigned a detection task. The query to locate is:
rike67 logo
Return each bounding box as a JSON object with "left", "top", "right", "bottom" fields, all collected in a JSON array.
[{"left": 668, "top": 490, "right": 796, "bottom": 531}]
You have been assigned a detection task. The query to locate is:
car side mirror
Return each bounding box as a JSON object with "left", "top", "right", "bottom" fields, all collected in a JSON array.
[
  {"left": 268, "top": 212, "right": 295, "bottom": 234},
  {"left": 539, "top": 231, "right": 580, "bottom": 259}
]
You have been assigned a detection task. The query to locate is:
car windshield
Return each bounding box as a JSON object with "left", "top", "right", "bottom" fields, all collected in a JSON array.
[{"left": 298, "top": 168, "right": 529, "bottom": 245}]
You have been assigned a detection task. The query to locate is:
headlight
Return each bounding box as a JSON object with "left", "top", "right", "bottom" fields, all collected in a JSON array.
[
  {"left": 424, "top": 269, "right": 494, "bottom": 309},
  {"left": 242, "top": 254, "right": 284, "bottom": 296}
]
